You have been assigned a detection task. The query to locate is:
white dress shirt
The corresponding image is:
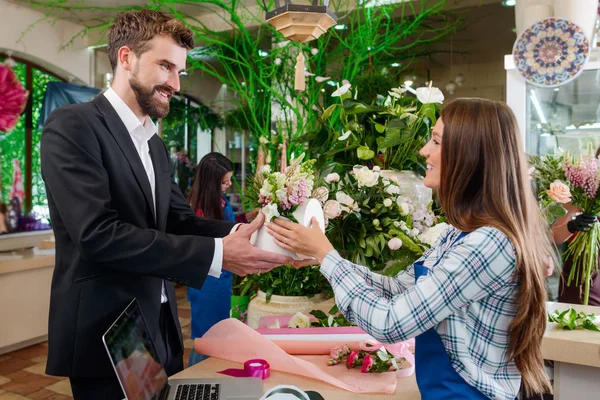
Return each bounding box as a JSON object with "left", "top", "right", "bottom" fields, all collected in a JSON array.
[{"left": 103, "top": 87, "right": 227, "bottom": 303}]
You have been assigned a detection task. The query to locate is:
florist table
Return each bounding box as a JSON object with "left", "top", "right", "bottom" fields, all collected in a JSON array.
[
  {"left": 543, "top": 302, "right": 600, "bottom": 400},
  {"left": 171, "top": 357, "right": 420, "bottom": 399}
]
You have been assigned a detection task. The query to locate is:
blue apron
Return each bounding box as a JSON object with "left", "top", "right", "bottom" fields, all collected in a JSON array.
[
  {"left": 188, "top": 197, "right": 235, "bottom": 365},
  {"left": 413, "top": 231, "right": 488, "bottom": 400}
]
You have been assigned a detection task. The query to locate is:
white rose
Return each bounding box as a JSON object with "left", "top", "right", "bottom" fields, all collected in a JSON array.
[
  {"left": 325, "top": 172, "right": 340, "bottom": 183},
  {"left": 416, "top": 86, "right": 444, "bottom": 104},
  {"left": 336, "top": 191, "right": 360, "bottom": 213},
  {"left": 419, "top": 223, "right": 450, "bottom": 246},
  {"left": 383, "top": 198, "right": 393, "bottom": 207},
  {"left": 262, "top": 203, "right": 280, "bottom": 222},
  {"left": 388, "top": 237, "right": 403, "bottom": 250},
  {"left": 373, "top": 166, "right": 381, "bottom": 172},
  {"left": 398, "top": 202, "right": 410, "bottom": 216},
  {"left": 355, "top": 166, "right": 379, "bottom": 188},
  {"left": 323, "top": 200, "right": 342, "bottom": 219},
  {"left": 386, "top": 184, "right": 401, "bottom": 195},
  {"left": 410, "top": 228, "right": 420, "bottom": 237},
  {"left": 288, "top": 312, "right": 311, "bottom": 328},
  {"left": 373, "top": 219, "right": 380, "bottom": 227},
  {"left": 312, "top": 186, "right": 329, "bottom": 203}
]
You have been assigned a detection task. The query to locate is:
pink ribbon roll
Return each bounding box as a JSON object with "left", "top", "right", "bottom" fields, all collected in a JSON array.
[
  {"left": 218, "top": 358, "right": 271, "bottom": 380},
  {"left": 359, "top": 338, "right": 415, "bottom": 378}
]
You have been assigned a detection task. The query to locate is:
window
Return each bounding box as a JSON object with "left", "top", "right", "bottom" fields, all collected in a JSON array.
[{"left": 0, "top": 55, "right": 63, "bottom": 223}]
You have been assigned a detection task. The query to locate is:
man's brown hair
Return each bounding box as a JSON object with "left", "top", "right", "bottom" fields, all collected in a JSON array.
[{"left": 107, "top": 9, "right": 194, "bottom": 73}]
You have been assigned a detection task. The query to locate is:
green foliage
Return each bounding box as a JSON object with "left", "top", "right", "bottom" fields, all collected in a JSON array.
[
  {"left": 548, "top": 308, "right": 600, "bottom": 332},
  {"left": 304, "top": 86, "right": 440, "bottom": 174},
  {"left": 241, "top": 265, "right": 332, "bottom": 302},
  {"left": 309, "top": 304, "right": 353, "bottom": 327}
]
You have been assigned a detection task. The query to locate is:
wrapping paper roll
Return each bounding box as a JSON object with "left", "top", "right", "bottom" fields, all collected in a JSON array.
[{"left": 554, "top": 0, "right": 599, "bottom": 43}]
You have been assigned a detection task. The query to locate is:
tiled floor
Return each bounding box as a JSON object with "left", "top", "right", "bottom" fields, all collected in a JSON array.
[{"left": 0, "top": 285, "right": 193, "bottom": 399}]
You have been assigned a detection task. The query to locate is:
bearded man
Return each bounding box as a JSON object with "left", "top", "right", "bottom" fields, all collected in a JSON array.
[{"left": 41, "top": 9, "right": 291, "bottom": 399}]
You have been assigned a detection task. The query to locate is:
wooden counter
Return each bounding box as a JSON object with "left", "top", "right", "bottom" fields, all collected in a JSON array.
[
  {"left": 172, "top": 357, "right": 420, "bottom": 399},
  {"left": 543, "top": 302, "right": 600, "bottom": 399},
  {"left": 0, "top": 249, "right": 55, "bottom": 354},
  {"left": 175, "top": 302, "right": 600, "bottom": 400}
]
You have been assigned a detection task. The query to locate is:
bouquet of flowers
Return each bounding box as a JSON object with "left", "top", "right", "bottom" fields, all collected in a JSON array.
[
  {"left": 318, "top": 165, "right": 448, "bottom": 274},
  {"left": 532, "top": 148, "right": 600, "bottom": 305},
  {"left": 328, "top": 343, "right": 406, "bottom": 374},
  {"left": 252, "top": 154, "right": 317, "bottom": 222}
]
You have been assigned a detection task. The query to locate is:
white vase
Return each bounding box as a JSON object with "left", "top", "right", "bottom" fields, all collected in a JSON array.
[
  {"left": 250, "top": 198, "right": 325, "bottom": 260},
  {"left": 380, "top": 170, "right": 432, "bottom": 209},
  {"left": 246, "top": 290, "right": 333, "bottom": 329}
]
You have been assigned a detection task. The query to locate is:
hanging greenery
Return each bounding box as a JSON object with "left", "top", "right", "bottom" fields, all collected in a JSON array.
[{"left": 19, "top": 0, "right": 465, "bottom": 176}]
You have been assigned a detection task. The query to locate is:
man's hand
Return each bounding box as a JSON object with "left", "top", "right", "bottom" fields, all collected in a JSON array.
[{"left": 223, "top": 213, "right": 292, "bottom": 276}]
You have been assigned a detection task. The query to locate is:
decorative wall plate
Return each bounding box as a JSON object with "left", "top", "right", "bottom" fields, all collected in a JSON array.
[{"left": 513, "top": 18, "right": 590, "bottom": 87}]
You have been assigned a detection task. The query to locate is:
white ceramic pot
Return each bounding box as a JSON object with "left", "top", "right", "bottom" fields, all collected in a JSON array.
[
  {"left": 380, "top": 170, "right": 432, "bottom": 209},
  {"left": 251, "top": 198, "right": 325, "bottom": 260},
  {"left": 246, "top": 290, "right": 332, "bottom": 329}
]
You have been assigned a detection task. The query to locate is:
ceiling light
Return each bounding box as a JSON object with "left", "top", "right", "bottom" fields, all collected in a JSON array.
[
  {"left": 326, "top": 80, "right": 337, "bottom": 87},
  {"left": 390, "top": 62, "right": 401, "bottom": 67},
  {"left": 403, "top": 80, "right": 413, "bottom": 87},
  {"left": 334, "top": 24, "right": 347, "bottom": 30},
  {"left": 502, "top": 0, "right": 516, "bottom": 6},
  {"left": 258, "top": 50, "right": 269, "bottom": 57}
]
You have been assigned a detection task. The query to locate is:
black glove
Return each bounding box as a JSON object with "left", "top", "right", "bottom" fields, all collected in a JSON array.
[{"left": 567, "top": 213, "right": 597, "bottom": 234}]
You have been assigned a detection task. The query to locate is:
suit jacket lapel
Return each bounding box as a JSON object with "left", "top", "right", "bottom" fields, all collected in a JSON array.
[
  {"left": 92, "top": 95, "right": 156, "bottom": 221},
  {"left": 149, "top": 136, "right": 169, "bottom": 231}
]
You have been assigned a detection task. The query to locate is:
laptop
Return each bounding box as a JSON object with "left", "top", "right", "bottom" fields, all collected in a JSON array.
[{"left": 102, "top": 298, "right": 263, "bottom": 400}]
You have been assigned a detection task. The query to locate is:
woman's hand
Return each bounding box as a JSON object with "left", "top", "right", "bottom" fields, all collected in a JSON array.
[{"left": 266, "top": 217, "right": 334, "bottom": 264}]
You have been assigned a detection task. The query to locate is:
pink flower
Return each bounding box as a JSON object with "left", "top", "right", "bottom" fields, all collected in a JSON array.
[
  {"left": 0, "top": 64, "right": 28, "bottom": 134},
  {"left": 342, "top": 344, "right": 351, "bottom": 355},
  {"left": 330, "top": 347, "right": 344, "bottom": 360},
  {"left": 323, "top": 200, "right": 342, "bottom": 219},
  {"left": 546, "top": 180, "right": 571, "bottom": 203},
  {"left": 361, "top": 354, "right": 374, "bottom": 373},
  {"left": 346, "top": 350, "right": 359, "bottom": 368}
]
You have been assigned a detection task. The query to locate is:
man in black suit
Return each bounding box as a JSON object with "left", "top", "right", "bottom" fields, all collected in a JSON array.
[{"left": 40, "top": 10, "right": 294, "bottom": 400}]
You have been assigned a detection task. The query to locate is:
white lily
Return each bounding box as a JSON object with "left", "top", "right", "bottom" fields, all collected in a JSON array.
[
  {"left": 338, "top": 130, "right": 352, "bottom": 141},
  {"left": 331, "top": 83, "right": 352, "bottom": 97},
  {"left": 416, "top": 82, "right": 444, "bottom": 104}
]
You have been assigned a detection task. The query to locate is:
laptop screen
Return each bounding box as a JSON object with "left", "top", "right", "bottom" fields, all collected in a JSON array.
[{"left": 103, "top": 299, "right": 168, "bottom": 400}]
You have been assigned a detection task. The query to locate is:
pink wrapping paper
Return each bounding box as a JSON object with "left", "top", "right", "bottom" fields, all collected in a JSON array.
[
  {"left": 194, "top": 318, "right": 401, "bottom": 394},
  {"left": 256, "top": 314, "right": 373, "bottom": 355}
]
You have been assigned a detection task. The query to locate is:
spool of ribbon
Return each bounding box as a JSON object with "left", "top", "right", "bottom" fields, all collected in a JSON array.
[
  {"left": 359, "top": 338, "right": 415, "bottom": 378},
  {"left": 218, "top": 359, "right": 271, "bottom": 380}
]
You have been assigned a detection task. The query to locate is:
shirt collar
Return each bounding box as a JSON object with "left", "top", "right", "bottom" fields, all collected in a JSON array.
[{"left": 103, "top": 87, "right": 157, "bottom": 142}]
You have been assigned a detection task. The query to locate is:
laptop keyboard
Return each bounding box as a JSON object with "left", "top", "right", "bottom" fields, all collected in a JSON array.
[{"left": 174, "top": 383, "right": 220, "bottom": 400}]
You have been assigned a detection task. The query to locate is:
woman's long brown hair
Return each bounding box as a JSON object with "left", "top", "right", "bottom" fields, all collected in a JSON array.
[{"left": 438, "top": 98, "right": 553, "bottom": 396}]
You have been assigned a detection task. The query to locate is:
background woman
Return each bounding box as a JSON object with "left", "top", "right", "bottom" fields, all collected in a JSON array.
[
  {"left": 267, "top": 98, "right": 554, "bottom": 399},
  {"left": 186, "top": 152, "right": 237, "bottom": 366}
]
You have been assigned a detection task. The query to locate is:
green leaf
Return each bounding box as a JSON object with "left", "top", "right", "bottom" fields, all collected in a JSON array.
[
  {"left": 548, "top": 204, "right": 567, "bottom": 218},
  {"left": 342, "top": 99, "right": 378, "bottom": 115},
  {"left": 321, "top": 104, "right": 337, "bottom": 121},
  {"left": 329, "top": 304, "right": 339, "bottom": 315},
  {"left": 582, "top": 318, "right": 600, "bottom": 332},
  {"left": 357, "top": 146, "right": 375, "bottom": 160},
  {"left": 376, "top": 350, "right": 391, "bottom": 361},
  {"left": 421, "top": 103, "right": 437, "bottom": 124},
  {"left": 375, "top": 123, "right": 386, "bottom": 133},
  {"left": 310, "top": 310, "right": 328, "bottom": 320}
]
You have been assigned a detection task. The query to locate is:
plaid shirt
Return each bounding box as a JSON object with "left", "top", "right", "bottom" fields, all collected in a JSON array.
[{"left": 321, "top": 226, "right": 521, "bottom": 400}]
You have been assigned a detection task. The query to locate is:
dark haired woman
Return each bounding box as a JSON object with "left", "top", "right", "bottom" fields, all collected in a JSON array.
[
  {"left": 186, "top": 152, "right": 237, "bottom": 366},
  {"left": 267, "top": 98, "right": 554, "bottom": 399}
]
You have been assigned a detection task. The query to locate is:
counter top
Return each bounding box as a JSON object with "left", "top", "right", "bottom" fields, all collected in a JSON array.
[
  {"left": 543, "top": 302, "right": 600, "bottom": 368},
  {"left": 0, "top": 249, "right": 54, "bottom": 275},
  {"left": 172, "top": 357, "right": 420, "bottom": 399}
]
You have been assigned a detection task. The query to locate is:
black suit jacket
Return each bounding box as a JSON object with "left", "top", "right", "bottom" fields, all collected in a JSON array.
[{"left": 40, "top": 95, "right": 235, "bottom": 378}]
